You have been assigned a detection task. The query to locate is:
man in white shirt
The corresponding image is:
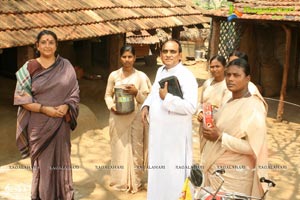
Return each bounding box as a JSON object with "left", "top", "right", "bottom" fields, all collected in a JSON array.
[{"left": 141, "top": 39, "right": 198, "bottom": 200}]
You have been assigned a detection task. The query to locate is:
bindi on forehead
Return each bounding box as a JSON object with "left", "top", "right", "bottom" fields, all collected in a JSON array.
[{"left": 40, "top": 38, "right": 55, "bottom": 42}]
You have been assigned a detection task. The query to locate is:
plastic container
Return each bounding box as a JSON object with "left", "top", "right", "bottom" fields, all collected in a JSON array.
[{"left": 195, "top": 50, "right": 202, "bottom": 60}]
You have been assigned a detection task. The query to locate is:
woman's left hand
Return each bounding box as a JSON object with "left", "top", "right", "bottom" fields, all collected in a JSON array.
[
  {"left": 55, "top": 104, "right": 69, "bottom": 117},
  {"left": 197, "top": 111, "right": 204, "bottom": 122},
  {"left": 202, "top": 122, "right": 222, "bottom": 141},
  {"left": 123, "top": 84, "right": 138, "bottom": 96}
]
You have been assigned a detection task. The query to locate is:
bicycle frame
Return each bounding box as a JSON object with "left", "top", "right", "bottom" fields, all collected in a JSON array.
[{"left": 192, "top": 170, "right": 275, "bottom": 200}]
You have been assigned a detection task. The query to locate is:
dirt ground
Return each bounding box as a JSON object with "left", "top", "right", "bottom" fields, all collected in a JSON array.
[{"left": 0, "top": 60, "right": 300, "bottom": 200}]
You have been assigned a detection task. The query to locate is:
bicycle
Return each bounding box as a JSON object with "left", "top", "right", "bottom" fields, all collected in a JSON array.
[{"left": 189, "top": 167, "right": 276, "bottom": 200}]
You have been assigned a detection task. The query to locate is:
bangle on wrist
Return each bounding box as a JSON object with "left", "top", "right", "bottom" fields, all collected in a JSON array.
[{"left": 39, "top": 104, "right": 43, "bottom": 113}]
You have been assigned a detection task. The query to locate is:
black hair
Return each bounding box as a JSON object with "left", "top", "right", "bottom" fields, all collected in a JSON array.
[
  {"left": 36, "top": 30, "right": 58, "bottom": 45},
  {"left": 35, "top": 30, "right": 58, "bottom": 57},
  {"left": 229, "top": 50, "right": 248, "bottom": 62},
  {"left": 226, "top": 58, "right": 250, "bottom": 76},
  {"left": 209, "top": 55, "right": 226, "bottom": 67},
  {"left": 120, "top": 44, "right": 136, "bottom": 56},
  {"left": 161, "top": 39, "right": 182, "bottom": 53}
]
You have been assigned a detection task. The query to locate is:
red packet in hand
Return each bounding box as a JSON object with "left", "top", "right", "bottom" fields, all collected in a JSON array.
[{"left": 203, "top": 103, "right": 213, "bottom": 128}]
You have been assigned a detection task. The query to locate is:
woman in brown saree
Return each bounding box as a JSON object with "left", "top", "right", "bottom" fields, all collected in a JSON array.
[
  {"left": 104, "top": 45, "right": 151, "bottom": 193},
  {"left": 14, "top": 30, "right": 79, "bottom": 200}
]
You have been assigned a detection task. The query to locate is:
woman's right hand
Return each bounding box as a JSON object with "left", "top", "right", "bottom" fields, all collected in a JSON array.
[
  {"left": 197, "top": 111, "right": 203, "bottom": 122},
  {"left": 123, "top": 84, "right": 138, "bottom": 96}
]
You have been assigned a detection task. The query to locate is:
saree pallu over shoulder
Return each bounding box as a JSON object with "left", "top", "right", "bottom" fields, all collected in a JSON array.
[
  {"left": 14, "top": 59, "right": 50, "bottom": 159},
  {"left": 15, "top": 107, "right": 30, "bottom": 158},
  {"left": 15, "top": 59, "right": 42, "bottom": 98},
  {"left": 14, "top": 61, "right": 33, "bottom": 158},
  {"left": 15, "top": 62, "right": 32, "bottom": 96}
]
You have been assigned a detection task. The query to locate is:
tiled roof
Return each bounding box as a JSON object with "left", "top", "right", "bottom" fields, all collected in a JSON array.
[
  {"left": 126, "top": 30, "right": 160, "bottom": 44},
  {"left": 203, "top": 0, "right": 300, "bottom": 22},
  {"left": 0, "top": 0, "right": 208, "bottom": 49}
]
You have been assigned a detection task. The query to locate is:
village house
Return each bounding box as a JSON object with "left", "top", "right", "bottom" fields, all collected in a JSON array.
[
  {"left": 0, "top": 0, "right": 208, "bottom": 77},
  {"left": 202, "top": 0, "right": 300, "bottom": 121}
]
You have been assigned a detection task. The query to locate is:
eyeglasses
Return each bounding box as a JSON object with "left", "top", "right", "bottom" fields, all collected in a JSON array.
[{"left": 161, "top": 50, "right": 178, "bottom": 54}]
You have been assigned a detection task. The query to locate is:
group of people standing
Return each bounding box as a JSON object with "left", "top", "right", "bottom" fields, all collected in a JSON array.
[
  {"left": 14, "top": 29, "right": 268, "bottom": 200},
  {"left": 104, "top": 40, "right": 268, "bottom": 200},
  {"left": 104, "top": 39, "right": 198, "bottom": 199}
]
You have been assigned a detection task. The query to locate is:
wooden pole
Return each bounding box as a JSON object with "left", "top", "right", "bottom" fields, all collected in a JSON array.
[
  {"left": 276, "top": 25, "right": 291, "bottom": 122},
  {"left": 172, "top": 26, "right": 182, "bottom": 40},
  {"left": 107, "top": 34, "right": 125, "bottom": 72},
  {"left": 209, "top": 18, "right": 220, "bottom": 58}
]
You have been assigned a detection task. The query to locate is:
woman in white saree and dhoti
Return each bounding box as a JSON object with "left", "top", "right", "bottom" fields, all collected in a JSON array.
[
  {"left": 104, "top": 45, "right": 151, "bottom": 193},
  {"left": 200, "top": 58, "right": 268, "bottom": 198}
]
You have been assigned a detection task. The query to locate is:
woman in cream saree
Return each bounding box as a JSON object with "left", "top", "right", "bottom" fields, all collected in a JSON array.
[
  {"left": 198, "top": 55, "right": 231, "bottom": 152},
  {"left": 104, "top": 45, "right": 151, "bottom": 193},
  {"left": 200, "top": 58, "right": 268, "bottom": 198}
]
